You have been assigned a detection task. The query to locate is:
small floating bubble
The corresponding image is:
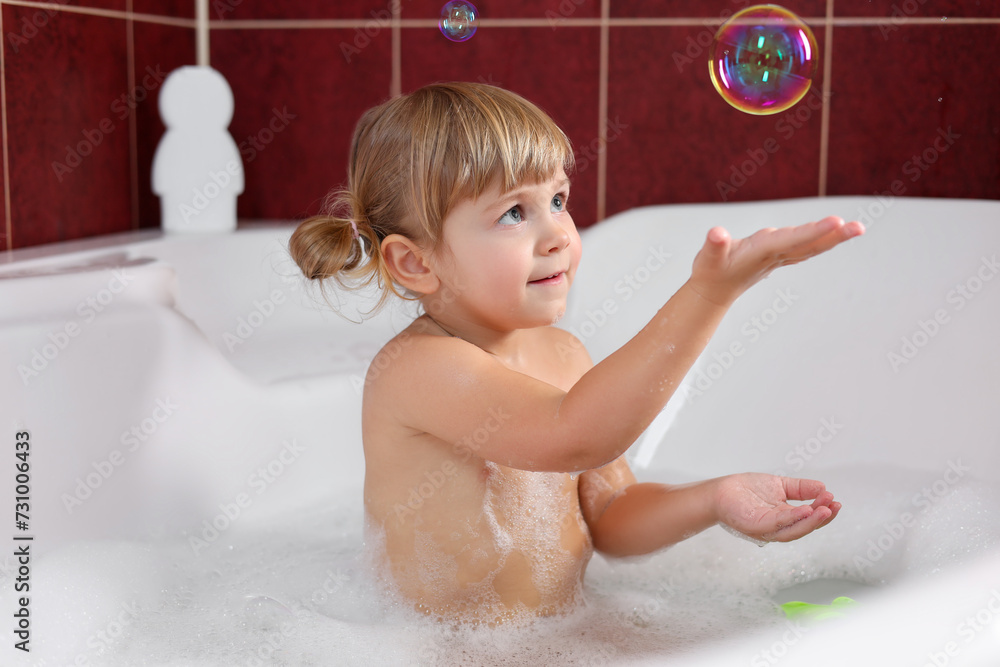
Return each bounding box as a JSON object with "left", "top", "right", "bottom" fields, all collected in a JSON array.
[
  {"left": 439, "top": 1, "right": 479, "bottom": 42},
  {"left": 243, "top": 594, "right": 294, "bottom": 627},
  {"left": 244, "top": 594, "right": 291, "bottom": 609}
]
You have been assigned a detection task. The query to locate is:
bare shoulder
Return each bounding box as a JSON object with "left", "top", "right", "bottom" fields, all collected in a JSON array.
[
  {"left": 362, "top": 325, "right": 497, "bottom": 418},
  {"left": 361, "top": 323, "right": 594, "bottom": 455},
  {"left": 365, "top": 325, "right": 591, "bottom": 392},
  {"left": 533, "top": 326, "right": 594, "bottom": 378},
  {"left": 365, "top": 327, "right": 470, "bottom": 388}
]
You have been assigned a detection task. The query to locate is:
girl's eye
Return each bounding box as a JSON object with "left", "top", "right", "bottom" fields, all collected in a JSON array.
[
  {"left": 551, "top": 194, "right": 567, "bottom": 212},
  {"left": 498, "top": 206, "right": 523, "bottom": 226}
]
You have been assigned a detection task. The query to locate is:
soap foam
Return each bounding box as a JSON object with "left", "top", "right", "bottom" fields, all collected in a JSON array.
[{"left": 4, "top": 465, "right": 998, "bottom": 666}]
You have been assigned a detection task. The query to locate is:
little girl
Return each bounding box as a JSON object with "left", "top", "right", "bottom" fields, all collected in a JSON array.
[{"left": 290, "top": 82, "right": 863, "bottom": 624}]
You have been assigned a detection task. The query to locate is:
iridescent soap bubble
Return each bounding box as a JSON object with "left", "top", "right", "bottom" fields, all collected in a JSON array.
[
  {"left": 439, "top": 1, "right": 478, "bottom": 42},
  {"left": 708, "top": 4, "right": 818, "bottom": 115}
]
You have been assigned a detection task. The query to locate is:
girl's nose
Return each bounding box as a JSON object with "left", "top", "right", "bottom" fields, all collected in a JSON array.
[{"left": 540, "top": 212, "right": 571, "bottom": 254}]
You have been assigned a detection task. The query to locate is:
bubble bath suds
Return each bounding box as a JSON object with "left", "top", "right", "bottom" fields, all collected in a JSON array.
[
  {"left": 6, "top": 465, "right": 999, "bottom": 666},
  {"left": 372, "top": 462, "right": 591, "bottom": 623}
]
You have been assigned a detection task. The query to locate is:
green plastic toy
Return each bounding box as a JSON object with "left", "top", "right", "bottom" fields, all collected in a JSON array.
[{"left": 780, "top": 596, "right": 857, "bottom": 622}]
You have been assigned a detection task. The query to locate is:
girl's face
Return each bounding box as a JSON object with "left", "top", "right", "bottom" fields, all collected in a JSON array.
[{"left": 428, "top": 168, "right": 581, "bottom": 331}]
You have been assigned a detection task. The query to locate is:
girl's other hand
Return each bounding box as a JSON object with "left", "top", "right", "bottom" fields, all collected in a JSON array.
[
  {"left": 714, "top": 473, "right": 841, "bottom": 543},
  {"left": 689, "top": 216, "right": 865, "bottom": 307}
]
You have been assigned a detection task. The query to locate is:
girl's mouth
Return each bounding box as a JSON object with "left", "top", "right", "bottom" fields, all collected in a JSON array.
[{"left": 529, "top": 271, "right": 565, "bottom": 286}]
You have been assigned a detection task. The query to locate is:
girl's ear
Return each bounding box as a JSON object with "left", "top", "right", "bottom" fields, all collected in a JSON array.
[{"left": 380, "top": 234, "right": 441, "bottom": 296}]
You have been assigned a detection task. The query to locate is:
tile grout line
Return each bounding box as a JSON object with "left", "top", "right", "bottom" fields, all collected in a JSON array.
[
  {"left": 204, "top": 16, "right": 1000, "bottom": 29},
  {"left": 818, "top": 0, "right": 834, "bottom": 198},
  {"left": 126, "top": 0, "right": 139, "bottom": 231},
  {"left": 596, "top": 0, "right": 609, "bottom": 223},
  {"left": 3, "top": 1, "right": 194, "bottom": 26},
  {"left": 391, "top": 0, "right": 401, "bottom": 98},
  {"left": 1, "top": 3, "right": 10, "bottom": 251},
  {"left": 0, "top": 3, "right": 997, "bottom": 28},
  {"left": 196, "top": 0, "right": 208, "bottom": 65}
]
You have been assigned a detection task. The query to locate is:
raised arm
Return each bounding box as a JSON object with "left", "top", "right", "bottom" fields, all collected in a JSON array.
[
  {"left": 551, "top": 217, "right": 864, "bottom": 465},
  {"left": 378, "top": 217, "right": 864, "bottom": 473}
]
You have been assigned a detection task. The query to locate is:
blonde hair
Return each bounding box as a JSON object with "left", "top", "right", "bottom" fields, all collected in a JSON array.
[{"left": 289, "top": 82, "right": 575, "bottom": 314}]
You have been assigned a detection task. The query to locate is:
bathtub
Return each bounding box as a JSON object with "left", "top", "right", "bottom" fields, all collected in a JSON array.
[{"left": 1, "top": 196, "right": 999, "bottom": 665}]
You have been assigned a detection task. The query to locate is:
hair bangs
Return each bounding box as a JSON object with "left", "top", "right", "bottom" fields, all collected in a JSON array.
[
  {"left": 397, "top": 83, "right": 575, "bottom": 247},
  {"left": 439, "top": 87, "right": 575, "bottom": 220}
]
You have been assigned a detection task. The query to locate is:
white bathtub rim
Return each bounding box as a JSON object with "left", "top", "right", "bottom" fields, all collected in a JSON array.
[{"left": 2, "top": 194, "right": 997, "bottom": 272}]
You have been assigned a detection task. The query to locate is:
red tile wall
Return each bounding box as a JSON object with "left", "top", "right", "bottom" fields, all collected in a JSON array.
[{"left": 3, "top": 0, "right": 998, "bottom": 250}]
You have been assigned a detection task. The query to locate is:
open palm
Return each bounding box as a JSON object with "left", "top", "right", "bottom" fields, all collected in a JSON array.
[
  {"left": 715, "top": 473, "right": 841, "bottom": 543},
  {"left": 689, "top": 216, "right": 865, "bottom": 307}
]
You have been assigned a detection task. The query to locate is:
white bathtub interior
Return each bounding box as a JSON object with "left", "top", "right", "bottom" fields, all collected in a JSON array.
[{"left": 1, "top": 196, "right": 999, "bottom": 665}]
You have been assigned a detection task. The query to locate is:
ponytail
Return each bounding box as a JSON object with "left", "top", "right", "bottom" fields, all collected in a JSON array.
[{"left": 289, "top": 194, "right": 411, "bottom": 315}]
